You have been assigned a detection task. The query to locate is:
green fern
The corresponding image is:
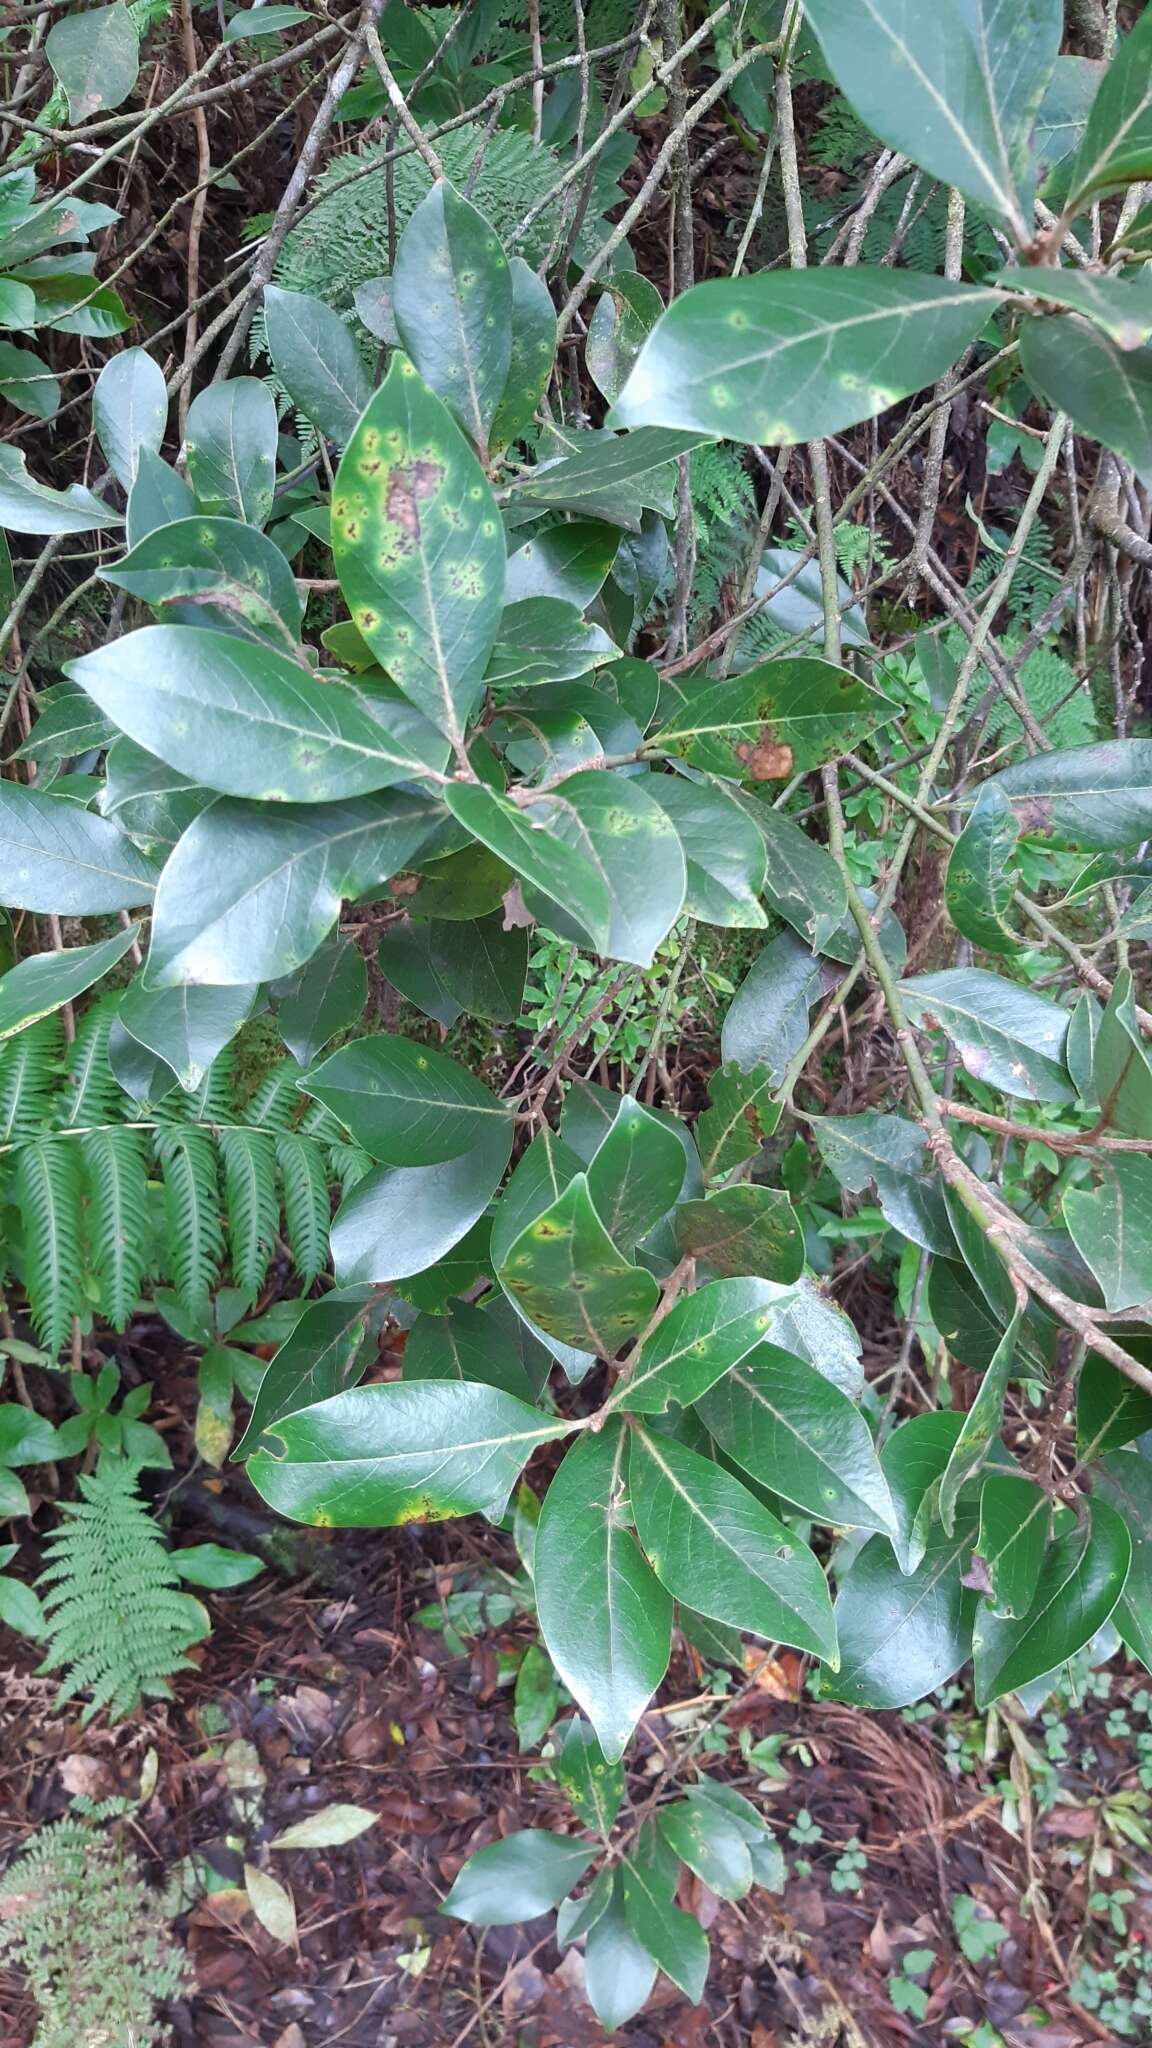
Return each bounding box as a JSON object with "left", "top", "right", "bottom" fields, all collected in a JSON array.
[
  {"left": 156, "top": 1123, "right": 224, "bottom": 1320},
  {"left": 246, "top": 1055, "right": 306, "bottom": 1130},
  {"left": 0, "top": 1014, "right": 60, "bottom": 1144},
  {"left": 81, "top": 1126, "right": 150, "bottom": 1330},
  {"left": 218, "top": 1125, "right": 279, "bottom": 1300},
  {"left": 56, "top": 996, "right": 124, "bottom": 1130},
  {"left": 0, "top": 1797, "right": 191, "bottom": 2047},
  {"left": 37, "top": 1456, "right": 208, "bottom": 1724},
  {"left": 14, "top": 1138, "right": 84, "bottom": 1355},
  {"left": 276, "top": 1132, "right": 331, "bottom": 1285}
]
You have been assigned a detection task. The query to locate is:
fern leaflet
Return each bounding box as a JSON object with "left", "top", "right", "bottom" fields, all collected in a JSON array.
[
  {"left": 277, "top": 1132, "right": 331, "bottom": 1285},
  {"left": 218, "top": 1125, "right": 279, "bottom": 1300},
  {"left": 81, "top": 1126, "right": 150, "bottom": 1330},
  {"left": 156, "top": 1123, "right": 224, "bottom": 1319},
  {"left": 14, "top": 1136, "right": 84, "bottom": 1354}
]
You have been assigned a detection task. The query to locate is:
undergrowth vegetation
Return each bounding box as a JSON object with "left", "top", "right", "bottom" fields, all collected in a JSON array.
[{"left": 2, "top": 0, "right": 1152, "bottom": 2039}]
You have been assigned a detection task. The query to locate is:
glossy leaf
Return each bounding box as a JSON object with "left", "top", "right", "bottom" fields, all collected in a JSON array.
[
  {"left": 184, "top": 378, "right": 277, "bottom": 525},
  {"left": 649, "top": 776, "right": 768, "bottom": 928},
  {"left": 519, "top": 425, "right": 711, "bottom": 532},
  {"left": 489, "top": 256, "right": 557, "bottom": 451},
  {"left": 656, "top": 659, "right": 898, "bottom": 781},
  {"left": 263, "top": 284, "right": 371, "bottom": 448},
  {"left": 997, "top": 266, "right": 1152, "bottom": 352},
  {"left": 1022, "top": 315, "right": 1152, "bottom": 489},
  {"left": 0, "top": 444, "right": 121, "bottom": 535},
  {"left": 127, "top": 447, "right": 195, "bottom": 547},
  {"left": 485, "top": 595, "right": 616, "bottom": 689},
  {"left": 1094, "top": 969, "right": 1152, "bottom": 1138},
  {"left": 973, "top": 1498, "right": 1131, "bottom": 1707},
  {"left": 1077, "top": 1353, "right": 1152, "bottom": 1460},
  {"left": 698, "top": 1344, "right": 897, "bottom": 1535},
  {"left": 426, "top": 914, "right": 527, "bottom": 1025},
  {"left": 305, "top": 1034, "right": 510, "bottom": 1166},
  {"left": 504, "top": 520, "right": 618, "bottom": 609},
  {"left": 629, "top": 1426, "right": 838, "bottom": 1661},
  {"left": 612, "top": 270, "right": 1001, "bottom": 445},
  {"left": 658, "top": 1798, "right": 752, "bottom": 1904},
  {"left": 92, "top": 347, "right": 166, "bottom": 489},
  {"left": 273, "top": 936, "right": 368, "bottom": 1065},
  {"left": 248, "top": 1379, "right": 566, "bottom": 1527},
  {"left": 622, "top": 1855, "right": 709, "bottom": 2000},
  {"left": 119, "top": 977, "right": 256, "bottom": 1090},
  {"left": 555, "top": 1717, "right": 625, "bottom": 1834},
  {"left": 945, "top": 783, "right": 1019, "bottom": 953},
  {"left": 403, "top": 1297, "right": 547, "bottom": 1405},
  {"left": 331, "top": 356, "right": 506, "bottom": 745},
  {"left": 812, "top": 1111, "right": 954, "bottom": 1255},
  {"left": 330, "top": 1118, "right": 512, "bottom": 1284},
  {"left": 899, "top": 967, "right": 1073, "bottom": 1104},
  {"left": 234, "top": 1289, "right": 378, "bottom": 1456},
  {"left": 976, "top": 1473, "right": 1050, "bottom": 1620},
  {"left": 937, "top": 1307, "right": 1022, "bottom": 1535},
  {"left": 720, "top": 929, "right": 822, "bottom": 1082},
  {"left": 882, "top": 1409, "right": 966, "bottom": 1576},
  {"left": 612, "top": 1277, "right": 782, "bottom": 1415},
  {"left": 695, "top": 1062, "right": 782, "bottom": 1183},
  {"left": 825, "top": 1520, "right": 976, "bottom": 1707},
  {"left": 675, "top": 1186, "right": 803, "bottom": 1284},
  {"left": 0, "top": 783, "right": 157, "bottom": 913},
  {"left": 534, "top": 1422, "right": 672, "bottom": 1762},
  {"left": 585, "top": 1095, "right": 687, "bottom": 1254},
  {"left": 103, "top": 514, "right": 304, "bottom": 648},
  {"left": 585, "top": 1878, "right": 658, "bottom": 2030},
  {"left": 392, "top": 182, "right": 512, "bottom": 455},
  {"left": 68, "top": 626, "right": 448, "bottom": 801},
  {"left": 46, "top": 0, "right": 138, "bottom": 122},
  {"left": 749, "top": 800, "right": 847, "bottom": 953},
  {"left": 1065, "top": 1158, "right": 1152, "bottom": 1312},
  {"left": 443, "top": 1830, "right": 595, "bottom": 1925},
  {"left": 1065, "top": 7, "right": 1152, "bottom": 211},
  {"left": 802, "top": 0, "right": 1061, "bottom": 235},
  {"left": 0, "top": 925, "right": 138, "bottom": 1040},
  {"left": 497, "top": 1173, "right": 658, "bottom": 1354},
  {"left": 555, "top": 1866, "right": 613, "bottom": 1949},
  {"left": 1095, "top": 1452, "right": 1152, "bottom": 1671},
  {"left": 587, "top": 272, "right": 664, "bottom": 404}
]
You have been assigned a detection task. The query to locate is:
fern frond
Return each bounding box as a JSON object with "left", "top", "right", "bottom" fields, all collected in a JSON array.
[
  {"left": 326, "top": 1139, "right": 376, "bottom": 1195},
  {"left": 218, "top": 1125, "right": 279, "bottom": 1300},
  {"left": 169, "top": 1045, "right": 236, "bottom": 1125},
  {"left": 276, "top": 1132, "right": 331, "bottom": 1284},
  {"left": 81, "top": 1127, "right": 150, "bottom": 1329},
  {"left": 247, "top": 1057, "right": 306, "bottom": 1132},
  {"left": 156, "top": 1124, "right": 223, "bottom": 1319},
  {"left": 300, "top": 1097, "right": 349, "bottom": 1144},
  {"left": 37, "top": 1456, "right": 208, "bottom": 1724},
  {"left": 14, "top": 1135, "right": 84, "bottom": 1355},
  {"left": 57, "top": 996, "right": 125, "bottom": 1129},
  {"left": 0, "top": 1014, "right": 62, "bottom": 1144}
]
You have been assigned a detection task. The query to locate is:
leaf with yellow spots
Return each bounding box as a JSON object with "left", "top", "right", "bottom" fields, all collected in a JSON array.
[
  {"left": 392, "top": 181, "right": 513, "bottom": 458},
  {"left": 655, "top": 658, "right": 898, "bottom": 780},
  {"left": 605, "top": 1276, "right": 785, "bottom": 1416},
  {"left": 496, "top": 1172, "right": 659, "bottom": 1355},
  {"left": 246, "top": 1378, "right": 570, "bottom": 1527},
  {"left": 331, "top": 357, "right": 506, "bottom": 746}
]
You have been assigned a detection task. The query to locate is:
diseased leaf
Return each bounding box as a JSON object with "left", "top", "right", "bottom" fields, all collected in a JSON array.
[
  {"left": 244, "top": 1864, "right": 296, "bottom": 1946},
  {"left": 497, "top": 1173, "right": 658, "bottom": 1355},
  {"left": 698, "top": 1343, "right": 897, "bottom": 1535},
  {"left": 658, "top": 1798, "right": 752, "bottom": 1904},
  {"left": 899, "top": 967, "right": 1073, "bottom": 1104},
  {"left": 611, "top": 1277, "right": 783, "bottom": 1416},
  {"left": 47, "top": 0, "right": 139, "bottom": 123},
  {"left": 1065, "top": 1157, "right": 1152, "bottom": 1312},
  {"left": 102, "top": 515, "right": 303, "bottom": 649},
  {"left": 490, "top": 256, "right": 557, "bottom": 452},
  {"left": 656, "top": 660, "right": 898, "bottom": 780},
  {"left": 587, "top": 273, "right": 664, "bottom": 405},
  {"left": 392, "top": 182, "right": 512, "bottom": 456},
  {"left": 270, "top": 1804, "right": 377, "bottom": 1850},
  {"left": 649, "top": 776, "right": 768, "bottom": 928},
  {"left": 585, "top": 1095, "right": 687, "bottom": 1255},
  {"left": 695, "top": 1063, "right": 782, "bottom": 1183},
  {"left": 976, "top": 1473, "right": 1050, "bottom": 1619},
  {"left": 946, "top": 783, "right": 1019, "bottom": 953},
  {"left": 555, "top": 1717, "right": 625, "bottom": 1834},
  {"left": 674, "top": 1185, "right": 803, "bottom": 1283}
]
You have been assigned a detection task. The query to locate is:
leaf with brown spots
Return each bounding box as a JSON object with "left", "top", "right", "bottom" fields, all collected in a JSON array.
[
  {"left": 655, "top": 658, "right": 897, "bottom": 779},
  {"left": 332, "top": 357, "right": 506, "bottom": 745}
]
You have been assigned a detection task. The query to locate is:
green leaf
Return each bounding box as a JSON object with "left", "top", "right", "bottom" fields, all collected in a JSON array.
[
  {"left": 556, "top": 1866, "right": 614, "bottom": 1948},
  {"left": 997, "top": 267, "right": 1152, "bottom": 352},
  {"left": 404, "top": 1298, "right": 546, "bottom": 1404},
  {"left": 535, "top": 1421, "right": 671, "bottom": 1762},
  {"left": 686, "top": 1779, "right": 783, "bottom": 1889},
  {"left": 248, "top": 1379, "right": 567, "bottom": 1527},
  {"left": 811, "top": 1112, "right": 953, "bottom": 1255},
  {"left": 0, "top": 341, "right": 59, "bottom": 422},
  {"left": 1065, "top": 7, "right": 1152, "bottom": 211},
  {"left": 93, "top": 348, "right": 167, "bottom": 490},
  {"left": 330, "top": 1118, "right": 512, "bottom": 1284},
  {"left": 610, "top": 1277, "right": 782, "bottom": 1415},
  {"left": 1065, "top": 1158, "right": 1152, "bottom": 1312},
  {"left": 513, "top": 1641, "right": 560, "bottom": 1750},
  {"left": 937, "top": 1307, "right": 1022, "bottom": 1536},
  {"left": 946, "top": 784, "right": 1019, "bottom": 954},
  {"left": 68, "top": 625, "right": 448, "bottom": 801},
  {"left": 332, "top": 356, "right": 506, "bottom": 745},
  {"left": 305, "top": 1033, "right": 509, "bottom": 1166},
  {"left": 184, "top": 378, "right": 277, "bottom": 525},
  {"left": 150, "top": 791, "right": 436, "bottom": 990},
  {"left": 801, "top": 0, "right": 1061, "bottom": 235},
  {"left": 518, "top": 425, "right": 712, "bottom": 532},
  {"left": 441, "top": 781, "right": 608, "bottom": 949},
  {"left": 497, "top": 1173, "right": 658, "bottom": 1354},
  {"left": 976, "top": 1474, "right": 1050, "bottom": 1620},
  {"left": 629, "top": 1426, "right": 838, "bottom": 1661},
  {"left": 587, "top": 273, "right": 665, "bottom": 405},
  {"left": 127, "top": 446, "right": 195, "bottom": 546},
  {"left": 585, "top": 1877, "right": 658, "bottom": 2030},
  {"left": 1095, "top": 968, "right": 1152, "bottom": 1138},
  {"left": 0, "top": 444, "right": 121, "bottom": 534},
  {"left": 444, "top": 1830, "right": 598, "bottom": 1927},
  {"left": 273, "top": 935, "right": 367, "bottom": 1064},
  {"left": 658, "top": 1797, "right": 752, "bottom": 1903},
  {"left": 234, "top": 1289, "right": 378, "bottom": 1456},
  {"left": 675, "top": 1187, "right": 804, "bottom": 1284},
  {"left": 1095, "top": 1452, "right": 1152, "bottom": 1671},
  {"left": 744, "top": 799, "right": 847, "bottom": 953},
  {"left": 1077, "top": 1353, "right": 1152, "bottom": 1460},
  {"left": 881, "top": 1410, "right": 965, "bottom": 1576},
  {"left": 899, "top": 967, "right": 1073, "bottom": 1104},
  {"left": 695, "top": 1062, "right": 781, "bottom": 1183},
  {"left": 269, "top": 1803, "right": 377, "bottom": 1849},
  {"left": 622, "top": 1855, "right": 709, "bottom": 2000},
  {"left": 263, "top": 284, "right": 371, "bottom": 448},
  {"left": 0, "top": 278, "right": 35, "bottom": 328},
  {"left": 426, "top": 914, "right": 527, "bottom": 1025},
  {"left": 584, "top": 1095, "right": 687, "bottom": 1255},
  {"left": 656, "top": 659, "right": 898, "bottom": 779},
  {"left": 0, "top": 926, "right": 138, "bottom": 1040},
  {"left": 973, "top": 1498, "right": 1131, "bottom": 1707},
  {"left": 0, "top": 1403, "right": 62, "bottom": 1465},
  {"left": 120, "top": 977, "right": 255, "bottom": 1090},
  {"left": 721, "top": 930, "right": 821, "bottom": 1082},
  {"left": 25, "top": 273, "right": 129, "bottom": 340},
  {"left": 0, "top": 1574, "right": 46, "bottom": 1639},
  {"left": 224, "top": 5, "right": 310, "bottom": 39},
  {"left": 987, "top": 738, "right": 1152, "bottom": 853},
  {"left": 611, "top": 271, "right": 1001, "bottom": 444},
  {"left": 824, "top": 1520, "right": 976, "bottom": 1707},
  {"left": 392, "top": 182, "right": 512, "bottom": 457},
  {"left": 489, "top": 255, "right": 556, "bottom": 452},
  {"left": 171, "top": 1542, "right": 264, "bottom": 1588},
  {"left": 377, "top": 921, "right": 460, "bottom": 1028},
  {"left": 649, "top": 777, "right": 767, "bottom": 928},
  {"left": 15, "top": 682, "right": 115, "bottom": 765},
  {"left": 46, "top": 0, "right": 139, "bottom": 123},
  {"left": 555, "top": 1716, "right": 625, "bottom": 1834},
  {"left": 697, "top": 1344, "right": 897, "bottom": 1535},
  {"left": 1024, "top": 313, "right": 1152, "bottom": 487},
  {"left": 103, "top": 514, "right": 304, "bottom": 648},
  {"left": 485, "top": 596, "right": 616, "bottom": 690},
  {"left": 505, "top": 520, "right": 619, "bottom": 609},
  {"left": 0, "top": 782, "right": 157, "bottom": 913}
]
